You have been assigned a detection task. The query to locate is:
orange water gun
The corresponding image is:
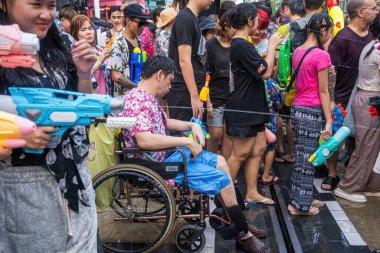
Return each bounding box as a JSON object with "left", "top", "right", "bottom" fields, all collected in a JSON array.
[
  {"left": 199, "top": 73, "right": 211, "bottom": 103},
  {"left": 105, "top": 36, "right": 115, "bottom": 50},
  {"left": 0, "top": 111, "right": 37, "bottom": 150}
]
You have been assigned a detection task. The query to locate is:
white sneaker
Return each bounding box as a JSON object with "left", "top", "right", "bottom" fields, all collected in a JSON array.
[{"left": 334, "top": 188, "right": 367, "bottom": 203}]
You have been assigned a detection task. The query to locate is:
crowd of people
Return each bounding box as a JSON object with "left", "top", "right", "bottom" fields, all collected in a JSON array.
[{"left": 0, "top": 0, "right": 379, "bottom": 252}]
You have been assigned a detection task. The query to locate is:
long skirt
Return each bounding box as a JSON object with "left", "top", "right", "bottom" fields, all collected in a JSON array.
[{"left": 290, "top": 106, "right": 323, "bottom": 212}]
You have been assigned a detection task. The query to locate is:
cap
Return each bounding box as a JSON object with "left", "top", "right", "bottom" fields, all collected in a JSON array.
[
  {"left": 123, "top": 4, "right": 152, "bottom": 20},
  {"left": 157, "top": 7, "right": 177, "bottom": 29},
  {"left": 199, "top": 18, "right": 217, "bottom": 32}
]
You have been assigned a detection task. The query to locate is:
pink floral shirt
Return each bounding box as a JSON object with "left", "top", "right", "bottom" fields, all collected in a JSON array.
[{"left": 121, "top": 88, "right": 168, "bottom": 161}]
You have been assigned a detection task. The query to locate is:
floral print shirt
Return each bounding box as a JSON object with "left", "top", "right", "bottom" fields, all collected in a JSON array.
[
  {"left": 121, "top": 88, "right": 168, "bottom": 162},
  {"left": 107, "top": 33, "right": 133, "bottom": 98},
  {"left": 155, "top": 28, "right": 171, "bottom": 57}
]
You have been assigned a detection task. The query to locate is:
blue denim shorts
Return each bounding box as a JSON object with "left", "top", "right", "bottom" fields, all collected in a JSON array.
[{"left": 165, "top": 147, "right": 231, "bottom": 195}]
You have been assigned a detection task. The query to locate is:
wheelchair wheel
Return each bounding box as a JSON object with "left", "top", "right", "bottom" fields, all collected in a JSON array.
[
  {"left": 175, "top": 225, "right": 206, "bottom": 253},
  {"left": 180, "top": 199, "right": 201, "bottom": 223},
  {"left": 93, "top": 164, "right": 176, "bottom": 253}
]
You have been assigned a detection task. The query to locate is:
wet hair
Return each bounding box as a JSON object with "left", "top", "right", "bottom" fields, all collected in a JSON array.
[
  {"left": 108, "top": 6, "right": 122, "bottom": 17},
  {"left": 216, "top": 9, "right": 235, "bottom": 37},
  {"left": 253, "top": 0, "right": 273, "bottom": 16},
  {"left": 347, "top": 0, "right": 367, "bottom": 20},
  {"left": 153, "top": 7, "right": 164, "bottom": 25},
  {"left": 141, "top": 55, "right": 176, "bottom": 79},
  {"left": 289, "top": 0, "right": 306, "bottom": 17},
  {"left": 219, "top": 1, "right": 236, "bottom": 18},
  {"left": 0, "top": 4, "right": 76, "bottom": 90},
  {"left": 304, "top": 0, "right": 324, "bottom": 11},
  {"left": 307, "top": 13, "right": 334, "bottom": 49},
  {"left": 230, "top": 3, "right": 258, "bottom": 30},
  {"left": 59, "top": 5, "right": 78, "bottom": 21},
  {"left": 257, "top": 9, "right": 271, "bottom": 30},
  {"left": 70, "top": 15, "right": 96, "bottom": 46}
]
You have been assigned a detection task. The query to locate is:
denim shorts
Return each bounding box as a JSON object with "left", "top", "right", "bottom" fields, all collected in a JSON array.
[{"left": 207, "top": 105, "right": 226, "bottom": 127}]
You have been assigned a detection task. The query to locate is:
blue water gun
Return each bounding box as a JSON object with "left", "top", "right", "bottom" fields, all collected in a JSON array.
[
  {"left": 185, "top": 117, "right": 210, "bottom": 140},
  {"left": 308, "top": 126, "right": 350, "bottom": 167},
  {"left": 130, "top": 47, "right": 147, "bottom": 84},
  {"left": 332, "top": 103, "right": 347, "bottom": 134},
  {"left": 0, "top": 88, "right": 127, "bottom": 154}
]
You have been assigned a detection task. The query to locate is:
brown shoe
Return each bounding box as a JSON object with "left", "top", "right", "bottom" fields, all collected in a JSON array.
[
  {"left": 247, "top": 220, "right": 267, "bottom": 238},
  {"left": 238, "top": 235, "right": 272, "bottom": 253}
]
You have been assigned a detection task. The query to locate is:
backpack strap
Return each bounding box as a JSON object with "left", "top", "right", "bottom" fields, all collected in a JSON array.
[{"left": 286, "top": 46, "right": 318, "bottom": 92}]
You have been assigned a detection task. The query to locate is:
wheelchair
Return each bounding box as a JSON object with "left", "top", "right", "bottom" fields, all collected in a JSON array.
[{"left": 93, "top": 146, "right": 244, "bottom": 253}]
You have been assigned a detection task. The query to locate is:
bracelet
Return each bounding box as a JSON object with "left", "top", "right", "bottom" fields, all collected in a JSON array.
[{"left": 77, "top": 71, "right": 91, "bottom": 80}]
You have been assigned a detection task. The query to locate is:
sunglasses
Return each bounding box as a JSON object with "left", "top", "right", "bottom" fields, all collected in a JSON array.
[{"left": 130, "top": 19, "right": 148, "bottom": 27}]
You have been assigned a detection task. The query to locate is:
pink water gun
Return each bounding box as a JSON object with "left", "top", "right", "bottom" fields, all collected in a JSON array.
[
  {"left": 0, "top": 111, "right": 37, "bottom": 150},
  {"left": 0, "top": 24, "right": 39, "bottom": 68}
]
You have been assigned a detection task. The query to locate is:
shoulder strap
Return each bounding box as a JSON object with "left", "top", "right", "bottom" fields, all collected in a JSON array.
[{"left": 286, "top": 46, "right": 318, "bottom": 92}]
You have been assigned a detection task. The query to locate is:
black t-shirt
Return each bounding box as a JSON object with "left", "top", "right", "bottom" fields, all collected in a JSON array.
[
  {"left": 168, "top": 7, "right": 206, "bottom": 92},
  {"left": 206, "top": 37, "right": 230, "bottom": 108},
  {"left": 225, "top": 38, "right": 270, "bottom": 127}
]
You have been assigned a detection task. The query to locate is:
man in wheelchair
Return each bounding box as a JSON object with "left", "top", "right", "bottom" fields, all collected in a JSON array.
[{"left": 119, "top": 55, "right": 272, "bottom": 253}]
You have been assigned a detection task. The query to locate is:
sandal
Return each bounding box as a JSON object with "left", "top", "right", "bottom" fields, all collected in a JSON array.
[
  {"left": 282, "top": 154, "right": 295, "bottom": 163},
  {"left": 244, "top": 198, "right": 277, "bottom": 208},
  {"left": 288, "top": 205, "right": 320, "bottom": 216},
  {"left": 275, "top": 151, "right": 285, "bottom": 163},
  {"left": 311, "top": 199, "right": 325, "bottom": 207},
  {"left": 321, "top": 176, "right": 340, "bottom": 191},
  {"left": 258, "top": 175, "right": 281, "bottom": 185}
]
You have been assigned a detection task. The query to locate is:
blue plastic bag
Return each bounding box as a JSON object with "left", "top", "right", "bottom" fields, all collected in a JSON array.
[{"left": 165, "top": 147, "right": 231, "bottom": 195}]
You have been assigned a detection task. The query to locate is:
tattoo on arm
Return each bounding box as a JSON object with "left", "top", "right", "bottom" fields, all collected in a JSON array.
[{"left": 117, "top": 75, "right": 136, "bottom": 90}]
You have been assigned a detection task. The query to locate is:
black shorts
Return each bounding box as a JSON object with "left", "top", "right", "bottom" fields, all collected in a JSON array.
[
  {"left": 279, "top": 105, "right": 291, "bottom": 118},
  {"left": 226, "top": 124, "right": 265, "bottom": 138},
  {"left": 166, "top": 90, "right": 193, "bottom": 122}
]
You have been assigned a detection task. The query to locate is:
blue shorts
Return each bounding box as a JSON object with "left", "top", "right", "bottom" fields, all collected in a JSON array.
[{"left": 165, "top": 147, "right": 231, "bottom": 195}]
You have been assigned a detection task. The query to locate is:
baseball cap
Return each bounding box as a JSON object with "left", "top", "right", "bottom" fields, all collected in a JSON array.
[{"left": 123, "top": 4, "right": 152, "bottom": 20}]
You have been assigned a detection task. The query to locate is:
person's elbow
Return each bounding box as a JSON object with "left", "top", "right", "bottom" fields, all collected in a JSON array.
[
  {"left": 261, "top": 70, "right": 272, "bottom": 80},
  {"left": 111, "top": 71, "right": 121, "bottom": 83},
  {"left": 134, "top": 133, "right": 152, "bottom": 150}
]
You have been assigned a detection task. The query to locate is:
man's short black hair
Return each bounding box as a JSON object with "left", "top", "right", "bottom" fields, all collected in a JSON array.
[
  {"left": 141, "top": 56, "right": 176, "bottom": 80},
  {"left": 289, "top": 0, "right": 306, "bottom": 17},
  {"left": 109, "top": 6, "right": 122, "bottom": 17},
  {"left": 304, "top": 0, "right": 324, "bottom": 11}
]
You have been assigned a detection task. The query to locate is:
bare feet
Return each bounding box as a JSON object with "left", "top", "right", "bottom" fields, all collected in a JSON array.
[{"left": 288, "top": 204, "right": 319, "bottom": 216}]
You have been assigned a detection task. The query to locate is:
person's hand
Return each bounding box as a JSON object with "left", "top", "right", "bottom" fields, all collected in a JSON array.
[
  {"left": 72, "top": 40, "right": 97, "bottom": 78},
  {"left": 185, "top": 138, "right": 203, "bottom": 159},
  {"left": 207, "top": 103, "right": 213, "bottom": 119},
  {"left": 0, "top": 148, "right": 12, "bottom": 160},
  {"left": 191, "top": 123, "right": 205, "bottom": 147},
  {"left": 268, "top": 33, "right": 283, "bottom": 49},
  {"left": 321, "top": 122, "right": 332, "bottom": 141},
  {"left": 99, "top": 48, "right": 110, "bottom": 64},
  {"left": 23, "top": 126, "right": 56, "bottom": 150},
  {"left": 191, "top": 95, "right": 204, "bottom": 119}
]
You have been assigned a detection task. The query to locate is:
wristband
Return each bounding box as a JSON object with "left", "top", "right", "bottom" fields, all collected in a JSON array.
[{"left": 77, "top": 71, "right": 91, "bottom": 80}]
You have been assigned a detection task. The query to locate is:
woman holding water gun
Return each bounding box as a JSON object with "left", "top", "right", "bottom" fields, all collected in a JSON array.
[
  {"left": 71, "top": 15, "right": 111, "bottom": 95},
  {"left": 288, "top": 13, "right": 333, "bottom": 216},
  {"left": 225, "top": 3, "right": 283, "bottom": 207},
  {"left": 0, "top": 0, "right": 98, "bottom": 252},
  {"left": 334, "top": 14, "right": 380, "bottom": 203}
]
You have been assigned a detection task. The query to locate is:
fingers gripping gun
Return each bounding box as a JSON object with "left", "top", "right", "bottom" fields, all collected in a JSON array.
[
  {"left": 0, "top": 111, "right": 36, "bottom": 150},
  {"left": 369, "top": 96, "right": 380, "bottom": 118},
  {"left": 0, "top": 24, "right": 40, "bottom": 68},
  {"left": 1, "top": 88, "right": 136, "bottom": 154},
  {"left": 308, "top": 126, "right": 350, "bottom": 167},
  {"left": 185, "top": 117, "right": 210, "bottom": 140}
]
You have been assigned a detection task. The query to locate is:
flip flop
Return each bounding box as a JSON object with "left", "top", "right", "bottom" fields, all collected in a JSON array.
[
  {"left": 321, "top": 176, "right": 340, "bottom": 191},
  {"left": 244, "top": 198, "right": 277, "bottom": 209},
  {"left": 288, "top": 205, "right": 320, "bottom": 216},
  {"left": 258, "top": 175, "right": 281, "bottom": 185}
]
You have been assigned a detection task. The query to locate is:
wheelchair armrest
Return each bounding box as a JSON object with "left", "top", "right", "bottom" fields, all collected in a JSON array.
[{"left": 118, "top": 147, "right": 190, "bottom": 193}]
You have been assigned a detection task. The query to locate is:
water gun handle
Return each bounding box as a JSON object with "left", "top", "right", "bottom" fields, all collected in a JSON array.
[
  {"left": 105, "top": 36, "right": 115, "bottom": 49},
  {"left": 199, "top": 74, "right": 211, "bottom": 103}
]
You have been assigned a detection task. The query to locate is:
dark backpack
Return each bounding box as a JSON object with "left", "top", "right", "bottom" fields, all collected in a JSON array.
[{"left": 288, "top": 17, "right": 310, "bottom": 52}]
